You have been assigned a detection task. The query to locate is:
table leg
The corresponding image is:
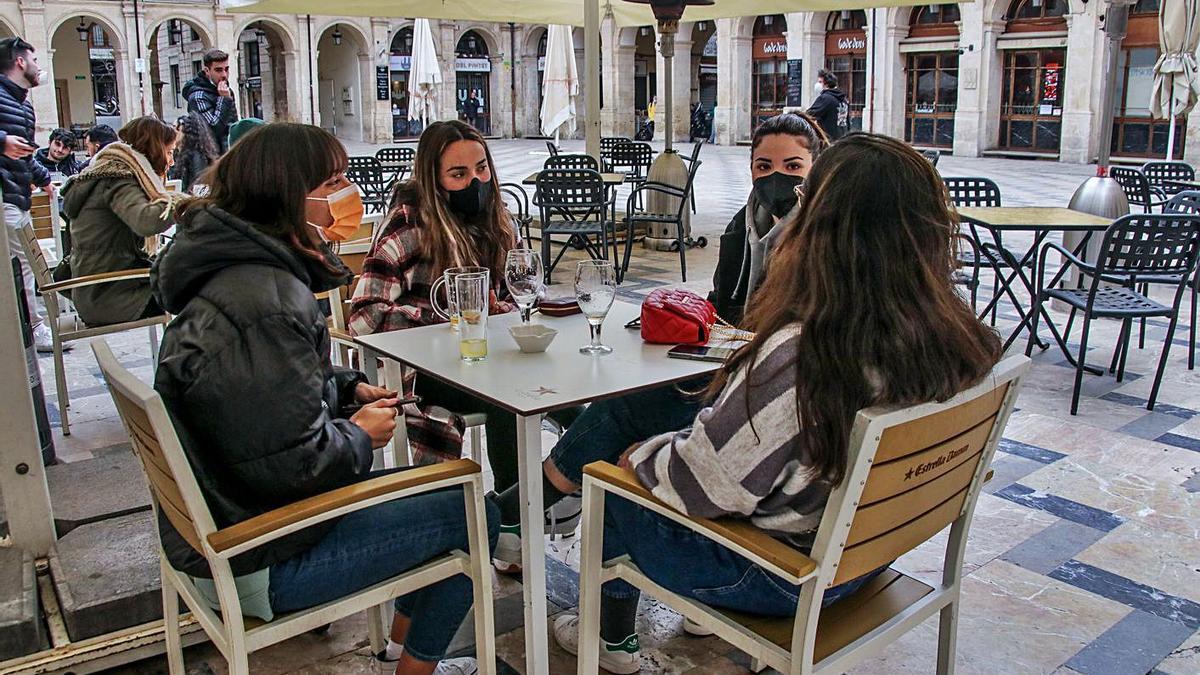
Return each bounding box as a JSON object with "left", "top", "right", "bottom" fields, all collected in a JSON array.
[
  {"left": 516, "top": 413, "right": 549, "bottom": 675},
  {"left": 362, "top": 345, "right": 379, "bottom": 385}
]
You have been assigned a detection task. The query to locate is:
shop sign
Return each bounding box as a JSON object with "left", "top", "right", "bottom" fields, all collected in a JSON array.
[
  {"left": 754, "top": 38, "right": 787, "bottom": 60},
  {"left": 456, "top": 57, "right": 491, "bottom": 72},
  {"left": 1041, "top": 65, "right": 1060, "bottom": 105},
  {"left": 246, "top": 76, "right": 262, "bottom": 90},
  {"left": 376, "top": 66, "right": 390, "bottom": 101},
  {"left": 825, "top": 31, "right": 866, "bottom": 56},
  {"left": 89, "top": 48, "right": 115, "bottom": 61},
  {"left": 390, "top": 55, "right": 411, "bottom": 71},
  {"left": 786, "top": 58, "right": 803, "bottom": 107}
]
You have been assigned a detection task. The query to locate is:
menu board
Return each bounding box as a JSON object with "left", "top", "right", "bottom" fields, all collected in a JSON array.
[
  {"left": 375, "top": 66, "right": 390, "bottom": 101},
  {"left": 786, "top": 59, "right": 804, "bottom": 107}
]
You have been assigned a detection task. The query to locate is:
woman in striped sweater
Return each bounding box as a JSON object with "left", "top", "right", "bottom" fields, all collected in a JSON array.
[{"left": 550, "top": 134, "right": 1003, "bottom": 672}]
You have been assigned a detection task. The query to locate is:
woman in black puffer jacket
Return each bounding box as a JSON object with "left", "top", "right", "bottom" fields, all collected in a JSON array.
[
  {"left": 167, "top": 113, "right": 218, "bottom": 193},
  {"left": 151, "top": 122, "right": 498, "bottom": 675}
]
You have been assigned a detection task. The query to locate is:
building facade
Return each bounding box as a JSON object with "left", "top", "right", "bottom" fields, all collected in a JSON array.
[{"left": 1, "top": 0, "right": 1193, "bottom": 164}]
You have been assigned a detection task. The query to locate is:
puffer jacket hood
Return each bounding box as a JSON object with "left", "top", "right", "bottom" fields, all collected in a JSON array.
[
  {"left": 152, "top": 205, "right": 350, "bottom": 314},
  {"left": 180, "top": 73, "right": 215, "bottom": 100}
]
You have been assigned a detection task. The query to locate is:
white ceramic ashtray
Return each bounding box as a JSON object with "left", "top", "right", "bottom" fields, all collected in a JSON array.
[{"left": 509, "top": 324, "right": 558, "bottom": 353}]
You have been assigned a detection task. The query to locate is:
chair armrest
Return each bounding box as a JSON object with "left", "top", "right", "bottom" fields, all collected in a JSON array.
[
  {"left": 583, "top": 462, "right": 817, "bottom": 584},
  {"left": 1039, "top": 241, "right": 1094, "bottom": 273},
  {"left": 207, "top": 459, "right": 481, "bottom": 559},
  {"left": 40, "top": 268, "right": 151, "bottom": 293},
  {"left": 330, "top": 328, "right": 359, "bottom": 350}
]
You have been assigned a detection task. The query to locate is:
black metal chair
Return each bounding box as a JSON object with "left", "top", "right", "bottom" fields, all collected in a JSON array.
[
  {"left": 346, "top": 156, "right": 391, "bottom": 213},
  {"left": 943, "top": 177, "right": 1021, "bottom": 324},
  {"left": 1026, "top": 213, "right": 1200, "bottom": 414},
  {"left": 1110, "top": 166, "right": 1168, "bottom": 213},
  {"left": 621, "top": 158, "right": 702, "bottom": 283},
  {"left": 376, "top": 146, "right": 415, "bottom": 184},
  {"left": 534, "top": 169, "right": 616, "bottom": 283},
  {"left": 1165, "top": 191, "right": 1200, "bottom": 369},
  {"left": 921, "top": 148, "right": 941, "bottom": 166},
  {"left": 499, "top": 182, "right": 535, "bottom": 245},
  {"left": 599, "top": 136, "right": 628, "bottom": 171},
  {"left": 608, "top": 141, "right": 654, "bottom": 210},
  {"left": 546, "top": 140, "right": 560, "bottom": 157},
  {"left": 679, "top": 139, "right": 705, "bottom": 214},
  {"left": 544, "top": 154, "right": 600, "bottom": 172},
  {"left": 1142, "top": 161, "right": 1195, "bottom": 196}
]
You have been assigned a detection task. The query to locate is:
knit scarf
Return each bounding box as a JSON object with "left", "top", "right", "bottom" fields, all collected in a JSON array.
[{"left": 77, "top": 142, "right": 188, "bottom": 221}]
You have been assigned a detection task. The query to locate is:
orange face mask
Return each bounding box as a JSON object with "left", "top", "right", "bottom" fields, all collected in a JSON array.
[{"left": 307, "top": 184, "right": 364, "bottom": 242}]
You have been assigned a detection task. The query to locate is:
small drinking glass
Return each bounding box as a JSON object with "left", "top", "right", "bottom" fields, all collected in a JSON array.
[
  {"left": 504, "top": 249, "right": 544, "bottom": 324},
  {"left": 575, "top": 260, "right": 616, "bottom": 355},
  {"left": 456, "top": 271, "right": 490, "bottom": 362},
  {"left": 431, "top": 265, "right": 489, "bottom": 331}
]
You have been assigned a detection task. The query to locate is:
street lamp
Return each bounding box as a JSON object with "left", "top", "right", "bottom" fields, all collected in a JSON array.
[
  {"left": 76, "top": 20, "right": 89, "bottom": 42},
  {"left": 331, "top": 25, "right": 343, "bottom": 46}
]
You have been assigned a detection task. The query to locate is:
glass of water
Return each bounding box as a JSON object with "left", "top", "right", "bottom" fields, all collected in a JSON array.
[
  {"left": 504, "top": 249, "right": 544, "bottom": 324},
  {"left": 455, "top": 271, "right": 490, "bottom": 362},
  {"left": 575, "top": 260, "right": 616, "bottom": 355}
]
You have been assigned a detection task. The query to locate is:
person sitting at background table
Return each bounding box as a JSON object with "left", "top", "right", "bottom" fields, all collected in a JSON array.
[
  {"left": 545, "top": 133, "right": 1004, "bottom": 673},
  {"left": 33, "top": 127, "right": 81, "bottom": 177},
  {"left": 168, "top": 113, "right": 219, "bottom": 194},
  {"left": 78, "top": 124, "right": 117, "bottom": 171},
  {"left": 349, "top": 119, "right": 579, "bottom": 500},
  {"left": 60, "top": 115, "right": 186, "bottom": 326},
  {"left": 152, "top": 122, "right": 496, "bottom": 675},
  {"left": 490, "top": 111, "right": 828, "bottom": 572}
]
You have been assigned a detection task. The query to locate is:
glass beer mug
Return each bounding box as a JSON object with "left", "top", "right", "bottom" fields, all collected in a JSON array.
[{"left": 430, "top": 265, "right": 489, "bottom": 331}]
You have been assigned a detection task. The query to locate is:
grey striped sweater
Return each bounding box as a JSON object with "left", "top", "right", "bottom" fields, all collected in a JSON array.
[{"left": 631, "top": 323, "right": 831, "bottom": 552}]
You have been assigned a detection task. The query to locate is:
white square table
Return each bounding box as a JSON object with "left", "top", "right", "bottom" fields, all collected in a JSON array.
[{"left": 355, "top": 301, "right": 719, "bottom": 675}]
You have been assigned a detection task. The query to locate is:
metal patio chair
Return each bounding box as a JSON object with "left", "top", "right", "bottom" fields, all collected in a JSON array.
[
  {"left": 544, "top": 153, "right": 601, "bottom": 172},
  {"left": 575, "top": 355, "right": 1030, "bottom": 675},
  {"left": 1110, "top": 166, "right": 1168, "bottom": 213},
  {"left": 621, "top": 158, "right": 702, "bottom": 283},
  {"left": 534, "top": 168, "right": 616, "bottom": 283},
  {"left": 943, "top": 177, "right": 1018, "bottom": 323},
  {"left": 346, "top": 156, "right": 392, "bottom": 214},
  {"left": 1142, "top": 160, "right": 1194, "bottom": 196},
  {"left": 1026, "top": 213, "right": 1200, "bottom": 414},
  {"left": 679, "top": 139, "right": 705, "bottom": 214},
  {"left": 500, "top": 182, "right": 535, "bottom": 245},
  {"left": 375, "top": 146, "right": 415, "bottom": 184}
]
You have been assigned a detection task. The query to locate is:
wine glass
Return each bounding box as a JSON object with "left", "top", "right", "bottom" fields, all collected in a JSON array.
[
  {"left": 504, "top": 249, "right": 544, "bottom": 324},
  {"left": 575, "top": 260, "right": 616, "bottom": 355}
]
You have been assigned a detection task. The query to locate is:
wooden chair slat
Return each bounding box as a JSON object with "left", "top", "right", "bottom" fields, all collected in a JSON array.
[
  {"left": 861, "top": 414, "right": 992, "bottom": 505},
  {"left": 872, "top": 384, "right": 1007, "bottom": 463},
  {"left": 834, "top": 486, "right": 971, "bottom": 585},
  {"left": 847, "top": 458, "right": 980, "bottom": 547}
]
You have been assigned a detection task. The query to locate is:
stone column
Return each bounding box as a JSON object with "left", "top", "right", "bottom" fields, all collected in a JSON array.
[
  {"left": 369, "top": 18, "right": 394, "bottom": 142},
  {"left": 490, "top": 53, "right": 509, "bottom": 137},
  {"left": 783, "top": 13, "right": 805, "bottom": 113},
  {"left": 953, "top": 14, "right": 1003, "bottom": 157},
  {"left": 798, "top": 21, "right": 825, "bottom": 109},
  {"left": 439, "top": 21, "right": 458, "bottom": 123},
  {"left": 1060, "top": 8, "right": 1103, "bottom": 163},
  {"left": 714, "top": 18, "right": 751, "bottom": 145},
  {"left": 20, "top": 4, "right": 55, "bottom": 139},
  {"left": 876, "top": 21, "right": 907, "bottom": 139},
  {"left": 1185, "top": 105, "right": 1200, "bottom": 164},
  {"left": 600, "top": 20, "right": 636, "bottom": 138},
  {"left": 120, "top": 6, "right": 145, "bottom": 118},
  {"left": 655, "top": 25, "right": 691, "bottom": 147}
]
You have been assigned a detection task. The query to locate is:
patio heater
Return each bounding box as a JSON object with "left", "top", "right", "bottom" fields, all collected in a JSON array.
[
  {"left": 1067, "top": 0, "right": 1134, "bottom": 221},
  {"left": 626, "top": 0, "right": 712, "bottom": 252}
]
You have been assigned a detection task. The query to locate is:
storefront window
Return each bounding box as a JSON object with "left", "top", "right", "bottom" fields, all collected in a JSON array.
[
  {"left": 825, "top": 11, "right": 867, "bottom": 131},
  {"left": 1000, "top": 49, "right": 1066, "bottom": 152},
  {"left": 456, "top": 31, "right": 491, "bottom": 134},
  {"left": 390, "top": 27, "right": 415, "bottom": 139},
  {"left": 1010, "top": 0, "right": 1069, "bottom": 21},
  {"left": 751, "top": 15, "right": 787, "bottom": 128},
  {"left": 1111, "top": 0, "right": 1184, "bottom": 158},
  {"left": 905, "top": 52, "right": 958, "bottom": 148}
]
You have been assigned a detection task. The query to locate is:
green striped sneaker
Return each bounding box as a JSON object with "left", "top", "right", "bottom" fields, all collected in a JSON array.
[{"left": 552, "top": 613, "right": 641, "bottom": 674}]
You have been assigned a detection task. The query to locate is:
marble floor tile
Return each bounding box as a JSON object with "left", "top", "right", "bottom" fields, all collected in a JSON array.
[
  {"left": 1064, "top": 609, "right": 1194, "bottom": 675},
  {"left": 1154, "top": 628, "right": 1200, "bottom": 675},
  {"left": 1073, "top": 521, "right": 1200, "bottom": 603}
]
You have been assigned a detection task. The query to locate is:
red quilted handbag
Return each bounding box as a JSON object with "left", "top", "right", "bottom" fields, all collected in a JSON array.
[{"left": 640, "top": 288, "right": 717, "bottom": 344}]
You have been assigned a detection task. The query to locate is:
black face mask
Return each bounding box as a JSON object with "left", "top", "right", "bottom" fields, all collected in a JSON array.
[
  {"left": 752, "top": 172, "right": 804, "bottom": 219},
  {"left": 447, "top": 177, "right": 493, "bottom": 218}
]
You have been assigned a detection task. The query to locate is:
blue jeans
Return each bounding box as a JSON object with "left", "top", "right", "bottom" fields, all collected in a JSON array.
[
  {"left": 549, "top": 383, "right": 705, "bottom": 484},
  {"left": 268, "top": 481, "right": 500, "bottom": 663},
  {"left": 601, "top": 495, "right": 885, "bottom": 613}
]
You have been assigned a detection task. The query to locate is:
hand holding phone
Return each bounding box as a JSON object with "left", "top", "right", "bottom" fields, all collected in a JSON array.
[{"left": 4, "top": 136, "right": 35, "bottom": 160}]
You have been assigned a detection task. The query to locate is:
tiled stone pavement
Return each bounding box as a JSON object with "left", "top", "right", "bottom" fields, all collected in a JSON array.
[{"left": 17, "top": 141, "right": 1200, "bottom": 674}]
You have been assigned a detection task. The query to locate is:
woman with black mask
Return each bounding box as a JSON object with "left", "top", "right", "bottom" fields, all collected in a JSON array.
[
  {"left": 350, "top": 120, "right": 579, "bottom": 500},
  {"left": 710, "top": 112, "right": 827, "bottom": 325}
]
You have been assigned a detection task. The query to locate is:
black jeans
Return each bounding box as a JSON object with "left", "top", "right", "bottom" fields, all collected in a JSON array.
[{"left": 416, "top": 375, "right": 582, "bottom": 492}]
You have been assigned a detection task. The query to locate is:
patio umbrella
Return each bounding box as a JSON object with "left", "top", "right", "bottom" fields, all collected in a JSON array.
[
  {"left": 1149, "top": 0, "right": 1200, "bottom": 160},
  {"left": 539, "top": 25, "right": 579, "bottom": 139},
  {"left": 407, "top": 18, "right": 442, "bottom": 127}
]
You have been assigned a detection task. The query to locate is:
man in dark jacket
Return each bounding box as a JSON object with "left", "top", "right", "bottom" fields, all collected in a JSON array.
[
  {"left": 807, "top": 69, "right": 849, "bottom": 142},
  {"left": 182, "top": 48, "right": 238, "bottom": 153},
  {"left": 0, "top": 37, "right": 53, "bottom": 351},
  {"left": 33, "top": 128, "right": 81, "bottom": 177}
]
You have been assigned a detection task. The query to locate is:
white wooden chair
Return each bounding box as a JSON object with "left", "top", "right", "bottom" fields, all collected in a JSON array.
[
  {"left": 17, "top": 222, "right": 169, "bottom": 436},
  {"left": 92, "top": 339, "right": 497, "bottom": 675},
  {"left": 576, "top": 355, "right": 1030, "bottom": 675}
]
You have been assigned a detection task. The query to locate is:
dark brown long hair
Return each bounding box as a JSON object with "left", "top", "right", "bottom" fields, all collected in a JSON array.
[
  {"left": 709, "top": 133, "right": 1002, "bottom": 485},
  {"left": 175, "top": 122, "right": 344, "bottom": 271},
  {"left": 394, "top": 120, "right": 514, "bottom": 280},
  {"left": 118, "top": 116, "right": 178, "bottom": 176},
  {"left": 177, "top": 113, "right": 219, "bottom": 165}
]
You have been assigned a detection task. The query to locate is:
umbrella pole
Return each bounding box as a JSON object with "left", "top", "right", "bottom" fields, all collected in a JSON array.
[
  {"left": 1166, "top": 73, "right": 1176, "bottom": 160},
  {"left": 661, "top": 31, "right": 675, "bottom": 152},
  {"left": 584, "top": 0, "right": 601, "bottom": 159}
]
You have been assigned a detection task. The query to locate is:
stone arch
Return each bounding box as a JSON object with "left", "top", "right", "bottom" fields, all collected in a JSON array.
[
  {"left": 316, "top": 21, "right": 372, "bottom": 141},
  {"left": 454, "top": 25, "right": 501, "bottom": 57},
  {"left": 48, "top": 11, "right": 129, "bottom": 128},
  {"left": 387, "top": 20, "right": 416, "bottom": 54},
  {"left": 316, "top": 19, "right": 371, "bottom": 54},
  {"left": 234, "top": 16, "right": 299, "bottom": 53},
  {"left": 47, "top": 11, "right": 126, "bottom": 51},
  {"left": 141, "top": 14, "right": 214, "bottom": 53},
  {"left": 0, "top": 16, "right": 18, "bottom": 39}
]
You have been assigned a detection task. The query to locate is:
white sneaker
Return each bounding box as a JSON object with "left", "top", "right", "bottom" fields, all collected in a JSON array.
[
  {"left": 494, "top": 493, "right": 584, "bottom": 573},
  {"left": 552, "top": 613, "right": 641, "bottom": 674},
  {"left": 376, "top": 654, "right": 478, "bottom": 675},
  {"left": 32, "top": 323, "right": 59, "bottom": 354}
]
